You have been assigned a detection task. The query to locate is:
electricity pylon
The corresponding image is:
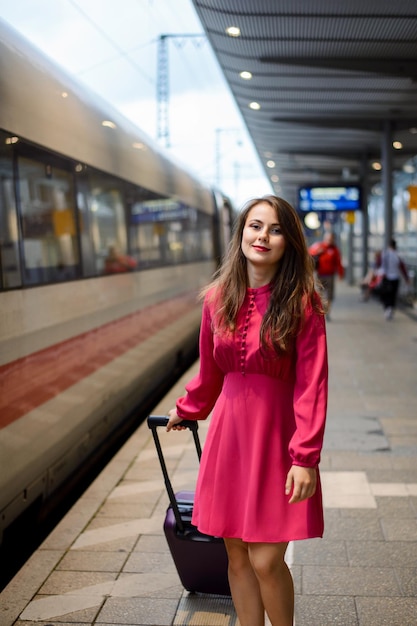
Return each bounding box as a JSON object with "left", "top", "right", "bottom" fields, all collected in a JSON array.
[{"left": 157, "top": 33, "right": 205, "bottom": 148}]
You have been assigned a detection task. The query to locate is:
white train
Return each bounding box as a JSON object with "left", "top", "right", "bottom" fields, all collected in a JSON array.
[{"left": 0, "top": 19, "right": 234, "bottom": 551}]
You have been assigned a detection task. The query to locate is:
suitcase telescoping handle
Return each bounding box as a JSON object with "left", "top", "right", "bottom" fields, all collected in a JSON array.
[
  {"left": 147, "top": 415, "right": 202, "bottom": 533},
  {"left": 147, "top": 415, "right": 202, "bottom": 458}
]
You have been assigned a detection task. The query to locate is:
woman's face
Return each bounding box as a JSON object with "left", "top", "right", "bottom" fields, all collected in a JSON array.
[{"left": 241, "top": 202, "right": 286, "bottom": 272}]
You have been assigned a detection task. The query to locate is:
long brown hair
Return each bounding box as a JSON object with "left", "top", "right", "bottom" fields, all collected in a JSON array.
[{"left": 203, "top": 195, "right": 324, "bottom": 354}]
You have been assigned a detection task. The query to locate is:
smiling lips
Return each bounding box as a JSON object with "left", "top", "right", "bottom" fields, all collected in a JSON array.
[{"left": 252, "top": 245, "right": 270, "bottom": 252}]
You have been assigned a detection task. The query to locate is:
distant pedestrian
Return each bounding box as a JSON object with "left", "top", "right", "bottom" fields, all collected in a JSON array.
[
  {"left": 309, "top": 232, "right": 344, "bottom": 320},
  {"left": 380, "top": 238, "right": 410, "bottom": 320}
]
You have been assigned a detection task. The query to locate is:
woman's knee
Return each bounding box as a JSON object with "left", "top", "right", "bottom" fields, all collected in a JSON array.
[
  {"left": 224, "top": 538, "right": 251, "bottom": 575},
  {"left": 247, "top": 542, "right": 288, "bottom": 580}
]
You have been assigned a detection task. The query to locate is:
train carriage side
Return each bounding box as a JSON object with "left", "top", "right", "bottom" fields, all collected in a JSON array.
[{"left": 0, "top": 20, "right": 230, "bottom": 547}]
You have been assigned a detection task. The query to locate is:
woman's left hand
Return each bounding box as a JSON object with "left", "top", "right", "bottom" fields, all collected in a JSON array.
[{"left": 285, "top": 465, "right": 317, "bottom": 503}]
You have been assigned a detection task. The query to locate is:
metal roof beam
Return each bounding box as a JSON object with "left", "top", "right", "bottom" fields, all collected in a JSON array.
[
  {"left": 260, "top": 57, "right": 417, "bottom": 80},
  {"left": 271, "top": 117, "right": 417, "bottom": 132}
]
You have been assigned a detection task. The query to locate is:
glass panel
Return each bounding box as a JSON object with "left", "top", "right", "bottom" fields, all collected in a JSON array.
[
  {"left": 18, "top": 156, "right": 79, "bottom": 284},
  {"left": 130, "top": 198, "right": 214, "bottom": 268},
  {"left": 0, "top": 132, "right": 22, "bottom": 288},
  {"left": 75, "top": 168, "right": 131, "bottom": 275}
]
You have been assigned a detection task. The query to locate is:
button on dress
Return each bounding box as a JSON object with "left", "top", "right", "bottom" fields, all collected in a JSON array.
[{"left": 176, "top": 283, "right": 328, "bottom": 543}]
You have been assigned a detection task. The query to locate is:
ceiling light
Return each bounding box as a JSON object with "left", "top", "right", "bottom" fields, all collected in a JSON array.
[
  {"left": 266, "top": 160, "right": 275, "bottom": 168},
  {"left": 102, "top": 120, "right": 116, "bottom": 129},
  {"left": 5, "top": 136, "right": 19, "bottom": 144},
  {"left": 132, "top": 142, "right": 146, "bottom": 150},
  {"left": 393, "top": 141, "right": 403, "bottom": 150},
  {"left": 271, "top": 175, "right": 279, "bottom": 183},
  {"left": 304, "top": 212, "right": 320, "bottom": 230},
  {"left": 239, "top": 71, "right": 252, "bottom": 80},
  {"left": 371, "top": 161, "right": 382, "bottom": 171},
  {"left": 61, "top": 91, "right": 68, "bottom": 98},
  {"left": 409, "top": 127, "right": 417, "bottom": 134},
  {"left": 249, "top": 101, "right": 261, "bottom": 110},
  {"left": 226, "top": 26, "right": 240, "bottom": 37}
]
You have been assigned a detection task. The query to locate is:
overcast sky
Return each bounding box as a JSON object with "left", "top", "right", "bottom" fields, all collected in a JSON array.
[{"left": 0, "top": 0, "right": 272, "bottom": 208}]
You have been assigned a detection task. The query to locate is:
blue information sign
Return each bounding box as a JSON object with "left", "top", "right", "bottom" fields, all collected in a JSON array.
[{"left": 298, "top": 185, "right": 362, "bottom": 212}]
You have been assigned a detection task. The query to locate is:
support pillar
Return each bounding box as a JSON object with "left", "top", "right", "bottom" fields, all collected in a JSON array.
[
  {"left": 381, "top": 120, "right": 393, "bottom": 248},
  {"left": 360, "top": 155, "right": 370, "bottom": 276}
]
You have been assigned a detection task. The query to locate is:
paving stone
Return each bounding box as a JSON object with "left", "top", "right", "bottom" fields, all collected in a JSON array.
[
  {"left": 96, "top": 597, "right": 178, "bottom": 625},
  {"left": 380, "top": 418, "right": 417, "bottom": 436},
  {"left": 322, "top": 514, "right": 384, "bottom": 541},
  {"left": 292, "top": 538, "right": 348, "bottom": 566},
  {"left": 373, "top": 496, "right": 416, "bottom": 517},
  {"left": 393, "top": 567, "right": 417, "bottom": 596},
  {"left": 290, "top": 565, "right": 302, "bottom": 594},
  {"left": 346, "top": 540, "right": 417, "bottom": 568},
  {"left": 122, "top": 550, "right": 176, "bottom": 575},
  {"left": 323, "top": 432, "right": 389, "bottom": 452},
  {"left": 20, "top": 597, "right": 101, "bottom": 623},
  {"left": 133, "top": 534, "right": 169, "bottom": 554},
  {"left": 56, "top": 551, "right": 128, "bottom": 573},
  {"left": 366, "top": 468, "right": 417, "bottom": 482},
  {"left": 380, "top": 517, "right": 417, "bottom": 541},
  {"left": 64, "top": 535, "right": 138, "bottom": 554},
  {"left": 39, "top": 571, "right": 117, "bottom": 595},
  {"left": 302, "top": 565, "right": 401, "bottom": 596},
  {"left": 115, "top": 571, "right": 183, "bottom": 599},
  {"left": 96, "top": 502, "right": 155, "bottom": 519},
  {"left": 295, "top": 595, "right": 358, "bottom": 626},
  {"left": 355, "top": 597, "right": 417, "bottom": 626},
  {"left": 15, "top": 622, "right": 92, "bottom": 626}
]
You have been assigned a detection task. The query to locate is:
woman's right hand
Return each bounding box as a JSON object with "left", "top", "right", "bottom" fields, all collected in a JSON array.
[{"left": 166, "top": 408, "right": 186, "bottom": 431}]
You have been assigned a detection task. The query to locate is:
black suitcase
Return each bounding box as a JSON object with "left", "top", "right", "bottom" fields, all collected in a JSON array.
[{"left": 147, "top": 415, "right": 230, "bottom": 595}]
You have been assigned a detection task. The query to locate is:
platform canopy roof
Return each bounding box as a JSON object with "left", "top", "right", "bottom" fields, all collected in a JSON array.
[{"left": 191, "top": 0, "right": 417, "bottom": 206}]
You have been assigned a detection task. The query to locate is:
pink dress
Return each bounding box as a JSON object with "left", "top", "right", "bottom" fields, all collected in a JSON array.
[{"left": 176, "top": 283, "right": 328, "bottom": 542}]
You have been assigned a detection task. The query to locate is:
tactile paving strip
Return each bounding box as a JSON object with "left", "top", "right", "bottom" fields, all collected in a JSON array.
[
  {"left": 174, "top": 592, "right": 273, "bottom": 626},
  {"left": 174, "top": 592, "right": 238, "bottom": 626}
]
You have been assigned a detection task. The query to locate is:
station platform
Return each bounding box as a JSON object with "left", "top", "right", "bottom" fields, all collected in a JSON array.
[{"left": 0, "top": 281, "right": 416, "bottom": 626}]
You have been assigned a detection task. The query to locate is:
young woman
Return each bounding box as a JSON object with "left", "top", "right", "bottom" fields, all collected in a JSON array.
[{"left": 167, "top": 195, "right": 328, "bottom": 626}]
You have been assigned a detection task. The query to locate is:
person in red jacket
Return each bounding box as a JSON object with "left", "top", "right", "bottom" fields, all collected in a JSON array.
[{"left": 309, "top": 232, "right": 344, "bottom": 320}]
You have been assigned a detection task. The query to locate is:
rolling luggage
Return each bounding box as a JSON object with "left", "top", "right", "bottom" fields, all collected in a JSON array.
[{"left": 147, "top": 415, "right": 230, "bottom": 595}]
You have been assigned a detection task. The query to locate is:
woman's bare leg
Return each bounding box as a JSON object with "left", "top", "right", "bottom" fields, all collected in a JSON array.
[
  {"left": 224, "top": 537, "right": 265, "bottom": 626},
  {"left": 248, "top": 542, "right": 294, "bottom": 626}
]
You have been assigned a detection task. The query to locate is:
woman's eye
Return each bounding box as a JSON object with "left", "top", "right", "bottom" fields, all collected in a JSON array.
[{"left": 271, "top": 227, "right": 282, "bottom": 234}]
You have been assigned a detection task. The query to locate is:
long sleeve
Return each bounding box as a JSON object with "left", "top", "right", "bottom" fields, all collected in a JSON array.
[
  {"left": 289, "top": 304, "right": 328, "bottom": 467},
  {"left": 176, "top": 297, "right": 225, "bottom": 420}
]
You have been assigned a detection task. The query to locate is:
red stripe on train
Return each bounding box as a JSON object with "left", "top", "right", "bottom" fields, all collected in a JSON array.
[{"left": 0, "top": 295, "right": 197, "bottom": 429}]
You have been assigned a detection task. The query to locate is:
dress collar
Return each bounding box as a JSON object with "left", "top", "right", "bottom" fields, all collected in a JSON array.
[{"left": 246, "top": 282, "right": 273, "bottom": 296}]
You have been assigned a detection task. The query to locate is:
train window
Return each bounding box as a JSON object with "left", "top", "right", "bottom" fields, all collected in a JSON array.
[
  {"left": 75, "top": 167, "right": 130, "bottom": 275},
  {"left": 0, "top": 131, "right": 22, "bottom": 289},
  {"left": 17, "top": 155, "right": 80, "bottom": 285},
  {"left": 130, "top": 198, "right": 214, "bottom": 267}
]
